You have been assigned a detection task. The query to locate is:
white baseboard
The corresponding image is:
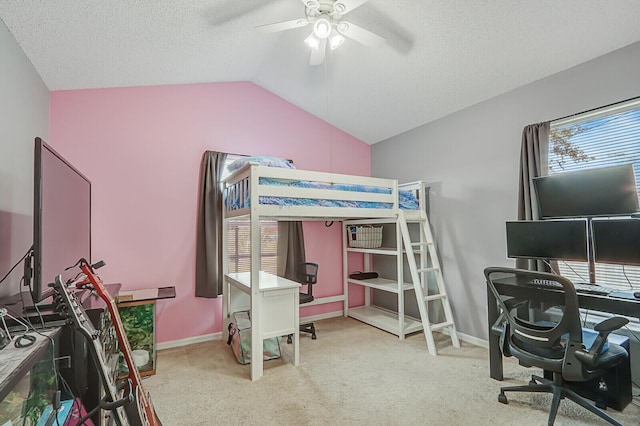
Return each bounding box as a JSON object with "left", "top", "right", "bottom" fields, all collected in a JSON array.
[
  {"left": 428, "top": 324, "right": 488, "bottom": 349},
  {"left": 157, "top": 332, "right": 221, "bottom": 350},
  {"left": 156, "top": 312, "right": 489, "bottom": 352},
  {"left": 456, "top": 331, "right": 488, "bottom": 349}
]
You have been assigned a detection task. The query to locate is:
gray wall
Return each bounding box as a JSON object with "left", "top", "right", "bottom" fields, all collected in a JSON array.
[
  {"left": 371, "top": 41, "right": 640, "bottom": 342},
  {"left": 0, "top": 19, "right": 49, "bottom": 298}
]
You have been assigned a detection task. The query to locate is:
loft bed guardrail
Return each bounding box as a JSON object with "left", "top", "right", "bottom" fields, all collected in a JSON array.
[{"left": 223, "top": 163, "right": 426, "bottom": 221}]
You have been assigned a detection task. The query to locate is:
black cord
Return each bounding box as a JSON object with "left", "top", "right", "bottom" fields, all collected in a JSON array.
[
  {"left": 19, "top": 276, "right": 46, "bottom": 330},
  {"left": 14, "top": 333, "right": 36, "bottom": 348},
  {"left": 621, "top": 265, "right": 634, "bottom": 289},
  {"left": 581, "top": 310, "right": 590, "bottom": 328},
  {"left": 557, "top": 259, "right": 588, "bottom": 282},
  {"left": 0, "top": 246, "right": 32, "bottom": 285}
]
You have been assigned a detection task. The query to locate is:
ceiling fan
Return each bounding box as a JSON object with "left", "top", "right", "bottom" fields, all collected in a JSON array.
[{"left": 256, "top": 0, "right": 385, "bottom": 65}]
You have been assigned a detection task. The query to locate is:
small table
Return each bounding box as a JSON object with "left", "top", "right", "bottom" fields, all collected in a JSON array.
[
  {"left": 116, "top": 286, "right": 176, "bottom": 377},
  {"left": 223, "top": 271, "right": 300, "bottom": 381}
]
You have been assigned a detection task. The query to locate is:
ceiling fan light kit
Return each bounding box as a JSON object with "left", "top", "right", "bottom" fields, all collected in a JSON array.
[
  {"left": 256, "top": 0, "right": 384, "bottom": 65},
  {"left": 329, "top": 31, "right": 345, "bottom": 50},
  {"left": 313, "top": 17, "right": 332, "bottom": 39},
  {"left": 304, "top": 34, "right": 320, "bottom": 49}
]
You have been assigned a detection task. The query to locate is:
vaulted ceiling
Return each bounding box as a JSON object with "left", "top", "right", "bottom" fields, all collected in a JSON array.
[{"left": 2, "top": 1, "right": 640, "bottom": 144}]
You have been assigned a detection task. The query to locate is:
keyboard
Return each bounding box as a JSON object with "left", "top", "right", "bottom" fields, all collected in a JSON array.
[{"left": 529, "top": 278, "right": 617, "bottom": 296}]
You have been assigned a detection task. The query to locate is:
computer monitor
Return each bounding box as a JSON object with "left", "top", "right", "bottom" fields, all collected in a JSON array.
[
  {"left": 506, "top": 219, "right": 589, "bottom": 261},
  {"left": 591, "top": 219, "right": 640, "bottom": 266},
  {"left": 28, "top": 137, "right": 91, "bottom": 304},
  {"left": 533, "top": 164, "right": 639, "bottom": 219}
]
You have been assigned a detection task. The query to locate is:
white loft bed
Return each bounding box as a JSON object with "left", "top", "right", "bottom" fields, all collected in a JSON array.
[
  {"left": 221, "top": 162, "right": 427, "bottom": 307},
  {"left": 220, "top": 162, "right": 462, "bottom": 371},
  {"left": 220, "top": 162, "right": 428, "bottom": 379},
  {"left": 223, "top": 163, "right": 427, "bottom": 221}
]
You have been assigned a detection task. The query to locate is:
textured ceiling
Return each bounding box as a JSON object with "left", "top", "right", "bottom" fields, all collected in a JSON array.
[{"left": 2, "top": 1, "right": 640, "bottom": 144}]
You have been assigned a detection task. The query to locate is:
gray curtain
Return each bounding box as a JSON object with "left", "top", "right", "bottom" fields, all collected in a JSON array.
[
  {"left": 516, "top": 122, "right": 551, "bottom": 271},
  {"left": 195, "top": 151, "right": 227, "bottom": 298},
  {"left": 277, "top": 222, "right": 306, "bottom": 282}
]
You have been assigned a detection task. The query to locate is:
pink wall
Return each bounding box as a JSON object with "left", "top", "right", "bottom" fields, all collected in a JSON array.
[{"left": 49, "top": 82, "right": 369, "bottom": 344}]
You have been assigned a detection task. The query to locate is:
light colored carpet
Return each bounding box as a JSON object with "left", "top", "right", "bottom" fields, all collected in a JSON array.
[{"left": 144, "top": 317, "right": 639, "bottom": 425}]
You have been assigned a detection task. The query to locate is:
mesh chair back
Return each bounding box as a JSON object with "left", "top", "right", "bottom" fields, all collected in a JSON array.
[
  {"left": 484, "top": 267, "right": 584, "bottom": 377},
  {"left": 297, "top": 262, "right": 318, "bottom": 285}
]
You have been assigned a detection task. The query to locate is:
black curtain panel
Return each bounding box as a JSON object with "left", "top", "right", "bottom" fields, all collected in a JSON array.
[
  {"left": 195, "top": 151, "right": 227, "bottom": 297},
  {"left": 277, "top": 221, "right": 306, "bottom": 282},
  {"left": 517, "top": 122, "right": 552, "bottom": 271}
]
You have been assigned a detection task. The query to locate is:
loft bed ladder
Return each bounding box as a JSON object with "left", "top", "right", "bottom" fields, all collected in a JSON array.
[{"left": 399, "top": 209, "right": 460, "bottom": 355}]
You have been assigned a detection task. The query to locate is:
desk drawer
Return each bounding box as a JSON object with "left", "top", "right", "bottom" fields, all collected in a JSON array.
[{"left": 261, "top": 290, "right": 297, "bottom": 338}]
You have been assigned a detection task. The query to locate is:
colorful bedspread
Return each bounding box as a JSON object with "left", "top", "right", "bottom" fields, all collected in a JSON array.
[{"left": 225, "top": 178, "right": 420, "bottom": 211}]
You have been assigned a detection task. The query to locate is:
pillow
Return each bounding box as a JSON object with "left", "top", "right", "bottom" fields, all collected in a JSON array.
[{"left": 228, "top": 156, "right": 295, "bottom": 172}]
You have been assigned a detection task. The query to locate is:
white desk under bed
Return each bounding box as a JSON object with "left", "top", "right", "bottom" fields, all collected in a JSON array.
[{"left": 223, "top": 271, "right": 300, "bottom": 381}]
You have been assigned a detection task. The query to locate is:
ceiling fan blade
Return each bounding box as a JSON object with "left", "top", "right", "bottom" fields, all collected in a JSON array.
[
  {"left": 299, "top": 0, "right": 320, "bottom": 11},
  {"left": 310, "top": 39, "right": 327, "bottom": 66},
  {"left": 203, "top": 0, "right": 276, "bottom": 26},
  {"left": 334, "top": 0, "right": 370, "bottom": 14},
  {"left": 256, "top": 18, "right": 311, "bottom": 33},
  {"left": 337, "top": 20, "right": 385, "bottom": 48}
]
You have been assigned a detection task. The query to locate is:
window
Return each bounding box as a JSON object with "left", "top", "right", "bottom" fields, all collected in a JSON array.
[
  {"left": 226, "top": 219, "right": 278, "bottom": 274},
  {"left": 223, "top": 155, "right": 278, "bottom": 275},
  {"left": 548, "top": 98, "right": 640, "bottom": 289}
]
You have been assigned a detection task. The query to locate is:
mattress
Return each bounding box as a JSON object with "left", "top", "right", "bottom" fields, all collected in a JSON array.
[{"left": 225, "top": 177, "right": 419, "bottom": 211}]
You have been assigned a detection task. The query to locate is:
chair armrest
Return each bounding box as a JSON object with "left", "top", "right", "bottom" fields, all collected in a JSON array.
[
  {"left": 574, "top": 316, "right": 629, "bottom": 367},
  {"left": 594, "top": 316, "right": 628, "bottom": 333}
]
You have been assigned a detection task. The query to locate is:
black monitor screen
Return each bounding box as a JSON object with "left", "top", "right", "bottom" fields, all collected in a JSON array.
[
  {"left": 31, "top": 137, "right": 91, "bottom": 304},
  {"left": 533, "top": 164, "right": 639, "bottom": 219},
  {"left": 591, "top": 219, "right": 640, "bottom": 266},
  {"left": 506, "top": 220, "right": 589, "bottom": 261}
]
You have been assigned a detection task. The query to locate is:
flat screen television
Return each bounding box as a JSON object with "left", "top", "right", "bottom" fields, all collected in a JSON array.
[
  {"left": 28, "top": 137, "right": 91, "bottom": 305},
  {"left": 591, "top": 219, "right": 640, "bottom": 266},
  {"left": 506, "top": 219, "right": 589, "bottom": 261},
  {"left": 533, "top": 164, "right": 639, "bottom": 219}
]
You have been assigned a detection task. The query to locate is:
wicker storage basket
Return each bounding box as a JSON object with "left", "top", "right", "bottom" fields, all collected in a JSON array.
[{"left": 348, "top": 225, "right": 383, "bottom": 248}]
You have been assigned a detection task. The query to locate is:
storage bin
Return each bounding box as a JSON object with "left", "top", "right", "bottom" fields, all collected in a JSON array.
[
  {"left": 226, "top": 310, "right": 281, "bottom": 365},
  {"left": 348, "top": 225, "right": 383, "bottom": 248}
]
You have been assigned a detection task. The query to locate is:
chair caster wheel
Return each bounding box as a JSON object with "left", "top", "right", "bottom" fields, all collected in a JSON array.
[
  {"left": 529, "top": 380, "right": 537, "bottom": 386},
  {"left": 498, "top": 393, "right": 508, "bottom": 404},
  {"left": 287, "top": 335, "right": 292, "bottom": 344},
  {"left": 311, "top": 335, "right": 317, "bottom": 340}
]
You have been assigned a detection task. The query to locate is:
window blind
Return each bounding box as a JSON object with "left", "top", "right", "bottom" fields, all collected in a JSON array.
[
  {"left": 222, "top": 154, "right": 278, "bottom": 275},
  {"left": 227, "top": 219, "right": 278, "bottom": 274},
  {"left": 549, "top": 99, "right": 640, "bottom": 289}
]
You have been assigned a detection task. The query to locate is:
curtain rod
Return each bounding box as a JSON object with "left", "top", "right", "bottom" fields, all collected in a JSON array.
[
  {"left": 205, "top": 150, "right": 246, "bottom": 157},
  {"left": 551, "top": 94, "right": 640, "bottom": 125}
]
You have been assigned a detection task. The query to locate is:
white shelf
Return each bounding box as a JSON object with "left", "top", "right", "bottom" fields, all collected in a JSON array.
[
  {"left": 346, "top": 246, "right": 397, "bottom": 255},
  {"left": 347, "top": 277, "right": 413, "bottom": 293},
  {"left": 348, "top": 306, "right": 423, "bottom": 336},
  {"left": 346, "top": 247, "right": 427, "bottom": 256}
]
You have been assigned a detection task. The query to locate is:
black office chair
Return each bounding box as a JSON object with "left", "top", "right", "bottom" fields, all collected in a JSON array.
[
  {"left": 287, "top": 262, "right": 318, "bottom": 343},
  {"left": 484, "top": 267, "right": 630, "bottom": 426}
]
